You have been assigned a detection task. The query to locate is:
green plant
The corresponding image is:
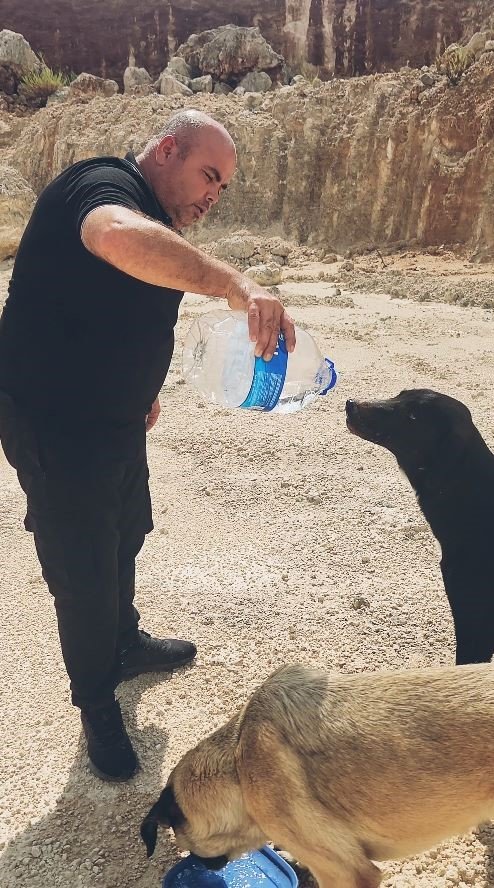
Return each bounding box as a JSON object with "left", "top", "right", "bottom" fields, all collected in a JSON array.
[
  {"left": 299, "top": 61, "right": 322, "bottom": 84},
  {"left": 20, "top": 65, "right": 70, "bottom": 99},
  {"left": 436, "top": 45, "right": 474, "bottom": 86}
]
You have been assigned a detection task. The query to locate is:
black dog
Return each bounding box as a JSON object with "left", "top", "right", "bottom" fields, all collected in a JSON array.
[{"left": 346, "top": 389, "right": 494, "bottom": 665}]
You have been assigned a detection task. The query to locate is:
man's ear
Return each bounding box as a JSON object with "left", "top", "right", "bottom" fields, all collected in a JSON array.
[
  {"left": 140, "top": 785, "right": 184, "bottom": 857},
  {"left": 155, "top": 135, "right": 177, "bottom": 164}
]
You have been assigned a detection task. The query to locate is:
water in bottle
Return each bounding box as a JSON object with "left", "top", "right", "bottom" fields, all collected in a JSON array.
[{"left": 182, "top": 309, "right": 337, "bottom": 414}]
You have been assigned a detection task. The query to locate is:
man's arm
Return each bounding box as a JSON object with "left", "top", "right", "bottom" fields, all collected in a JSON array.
[{"left": 81, "top": 205, "right": 295, "bottom": 360}]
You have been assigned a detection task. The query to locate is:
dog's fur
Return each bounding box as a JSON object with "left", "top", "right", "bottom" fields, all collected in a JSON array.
[
  {"left": 141, "top": 662, "right": 494, "bottom": 888},
  {"left": 346, "top": 389, "right": 494, "bottom": 665}
]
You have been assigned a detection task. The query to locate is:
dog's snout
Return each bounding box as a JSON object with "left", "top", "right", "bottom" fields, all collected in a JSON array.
[{"left": 195, "top": 854, "right": 229, "bottom": 871}]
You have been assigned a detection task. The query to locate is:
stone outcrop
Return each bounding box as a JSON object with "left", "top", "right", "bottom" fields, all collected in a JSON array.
[
  {"left": 6, "top": 53, "right": 494, "bottom": 260},
  {"left": 1, "top": 1, "right": 494, "bottom": 85},
  {"left": 175, "top": 26, "right": 283, "bottom": 82}
]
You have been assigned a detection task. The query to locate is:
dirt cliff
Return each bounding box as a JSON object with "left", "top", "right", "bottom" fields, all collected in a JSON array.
[
  {"left": 1, "top": 0, "right": 494, "bottom": 83},
  {"left": 9, "top": 53, "right": 494, "bottom": 259}
]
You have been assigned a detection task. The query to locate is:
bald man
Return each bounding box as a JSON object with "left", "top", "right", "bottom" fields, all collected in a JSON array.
[{"left": 0, "top": 110, "right": 295, "bottom": 782}]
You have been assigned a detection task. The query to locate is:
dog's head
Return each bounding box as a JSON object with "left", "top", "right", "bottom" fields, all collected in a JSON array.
[
  {"left": 345, "top": 389, "right": 475, "bottom": 482},
  {"left": 140, "top": 725, "right": 265, "bottom": 867}
]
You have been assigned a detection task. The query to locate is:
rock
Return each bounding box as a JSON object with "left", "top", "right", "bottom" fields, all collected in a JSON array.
[
  {"left": 166, "top": 56, "right": 191, "bottom": 79},
  {"left": 483, "top": 40, "right": 494, "bottom": 53},
  {"left": 189, "top": 74, "right": 213, "bottom": 93},
  {"left": 291, "top": 75, "right": 307, "bottom": 85},
  {"left": 420, "top": 71, "right": 435, "bottom": 87},
  {"left": 69, "top": 72, "right": 118, "bottom": 98},
  {"left": 239, "top": 71, "right": 272, "bottom": 93},
  {"left": 123, "top": 65, "right": 151, "bottom": 94},
  {"left": 465, "top": 30, "right": 493, "bottom": 58},
  {"left": 46, "top": 87, "right": 70, "bottom": 105},
  {"left": 175, "top": 25, "right": 283, "bottom": 81},
  {"left": 0, "top": 65, "right": 16, "bottom": 95},
  {"left": 232, "top": 86, "right": 245, "bottom": 96},
  {"left": 159, "top": 67, "right": 189, "bottom": 86},
  {"left": 244, "top": 263, "right": 282, "bottom": 286},
  {"left": 0, "top": 29, "right": 41, "bottom": 77},
  {"left": 213, "top": 82, "right": 233, "bottom": 96},
  {"left": 0, "top": 166, "right": 36, "bottom": 260},
  {"left": 351, "top": 597, "right": 370, "bottom": 610},
  {"left": 243, "top": 92, "right": 264, "bottom": 109},
  {"left": 215, "top": 234, "right": 257, "bottom": 260},
  {"left": 158, "top": 73, "right": 192, "bottom": 96}
]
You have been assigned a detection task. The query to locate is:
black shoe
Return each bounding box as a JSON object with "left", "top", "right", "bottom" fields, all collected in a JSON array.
[
  {"left": 120, "top": 629, "right": 197, "bottom": 679},
  {"left": 80, "top": 699, "right": 139, "bottom": 782}
]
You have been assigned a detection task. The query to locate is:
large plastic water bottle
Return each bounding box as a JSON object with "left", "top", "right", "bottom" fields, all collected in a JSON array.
[{"left": 182, "top": 309, "right": 337, "bottom": 414}]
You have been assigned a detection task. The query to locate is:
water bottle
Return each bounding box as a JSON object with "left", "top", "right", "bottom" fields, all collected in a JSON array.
[{"left": 182, "top": 309, "right": 337, "bottom": 414}]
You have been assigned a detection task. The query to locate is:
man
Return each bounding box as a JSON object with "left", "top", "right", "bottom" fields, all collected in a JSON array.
[{"left": 0, "top": 110, "right": 295, "bottom": 782}]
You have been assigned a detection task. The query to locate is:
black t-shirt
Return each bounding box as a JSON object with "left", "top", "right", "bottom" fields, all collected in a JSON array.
[{"left": 0, "top": 152, "right": 183, "bottom": 460}]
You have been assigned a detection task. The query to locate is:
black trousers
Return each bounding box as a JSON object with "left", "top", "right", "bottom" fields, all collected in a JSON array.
[{"left": 0, "top": 393, "right": 152, "bottom": 708}]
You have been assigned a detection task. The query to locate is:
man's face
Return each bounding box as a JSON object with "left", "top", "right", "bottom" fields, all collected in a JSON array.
[{"left": 154, "top": 128, "right": 236, "bottom": 229}]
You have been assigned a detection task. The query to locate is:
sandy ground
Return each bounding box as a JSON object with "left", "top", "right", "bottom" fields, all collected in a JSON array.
[{"left": 1, "top": 254, "right": 494, "bottom": 888}]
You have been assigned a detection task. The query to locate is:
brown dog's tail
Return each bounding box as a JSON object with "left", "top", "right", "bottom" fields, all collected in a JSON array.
[{"left": 140, "top": 786, "right": 185, "bottom": 857}]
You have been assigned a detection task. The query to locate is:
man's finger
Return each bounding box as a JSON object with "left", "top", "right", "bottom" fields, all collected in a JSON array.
[
  {"left": 247, "top": 301, "right": 260, "bottom": 344},
  {"left": 261, "top": 324, "right": 281, "bottom": 361},
  {"left": 280, "top": 309, "right": 296, "bottom": 352},
  {"left": 254, "top": 313, "right": 274, "bottom": 358}
]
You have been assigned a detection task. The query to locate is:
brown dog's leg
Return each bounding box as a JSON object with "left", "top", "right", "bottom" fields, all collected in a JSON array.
[{"left": 310, "top": 857, "right": 382, "bottom": 888}]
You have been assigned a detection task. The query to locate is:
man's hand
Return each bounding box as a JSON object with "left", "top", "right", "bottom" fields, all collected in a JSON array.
[
  {"left": 145, "top": 397, "right": 161, "bottom": 432},
  {"left": 225, "top": 274, "right": 296, "bottom": 361}
]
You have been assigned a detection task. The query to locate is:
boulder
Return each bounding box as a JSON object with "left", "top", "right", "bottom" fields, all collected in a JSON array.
[
  {"left": 123, "top": 66, "right": 152, "bottom": 94},
  {"left": 244, "top": 263, "right": 282, "bottom": 286},
  {"left": 239, "top": 71, "right": 272, "bottom": 93},
  {"left": 69, "top": 72, "right": 118, "bottom": 98},
  {"left": 213, "top": 82, "right": 233, "bottom": 96},
  {"left": 214, "top": 234, "right": 257, "bottom": 261},
  {"left": 190, "top": 74, "right": 213, "bottom": 93},
  {"left": 166, "top": 56, "right": 191, "bottom": 79},
  {"left": 175, "top": 25, "right": 283, "bottom": 81},
  {"left": 158, "top": 73, "right": 192, "bottom": 96},
  {"left": 0, "top": 29, "right": 41, "bottom": 77}
]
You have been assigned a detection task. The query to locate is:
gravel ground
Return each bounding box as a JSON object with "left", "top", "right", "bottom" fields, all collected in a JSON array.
[{"left": 1, "top": 256, "right": 494, "bottom": 888}]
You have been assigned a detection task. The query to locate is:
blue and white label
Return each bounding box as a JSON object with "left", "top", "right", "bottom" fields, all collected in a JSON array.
[{"left": 240, "top": 335, "right": 288, "bottom": 411}]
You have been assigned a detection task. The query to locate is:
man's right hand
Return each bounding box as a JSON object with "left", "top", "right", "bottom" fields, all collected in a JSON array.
[{"left": 225, "top": 274, "right": 296, "bottom": 361}]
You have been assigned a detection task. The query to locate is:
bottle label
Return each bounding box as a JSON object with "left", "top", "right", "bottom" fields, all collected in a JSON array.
[{"left": 240, "top": 335, "right": 288, "bottom": 411}]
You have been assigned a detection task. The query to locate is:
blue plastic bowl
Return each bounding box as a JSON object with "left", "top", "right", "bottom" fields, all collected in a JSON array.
[{"left": 162, "top": 846, "right": 298, "bottom": 888}]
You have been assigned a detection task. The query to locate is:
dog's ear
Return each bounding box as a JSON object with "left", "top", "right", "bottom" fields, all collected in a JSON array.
[{"left": 140, "top": 785, "right": 185, "bottom": 857}]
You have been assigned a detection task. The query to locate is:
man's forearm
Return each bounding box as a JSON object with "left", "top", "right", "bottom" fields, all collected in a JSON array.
[{"left": 81, "top": 205, "right": 241, "bottom": 297}]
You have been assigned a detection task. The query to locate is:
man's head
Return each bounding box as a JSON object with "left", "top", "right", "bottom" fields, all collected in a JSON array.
[{"left": 137, "top": 110, "right": 237, "bottom": 230}]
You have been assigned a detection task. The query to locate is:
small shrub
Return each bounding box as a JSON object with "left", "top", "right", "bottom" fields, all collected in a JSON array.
[
  {"left": 435, "top": 46, "right": 475, "bottom": 86},
  {"left": 20, "top": 66, "right": 70, "bottom": 100},
  {"left": 299, "top": 61, "right": 322, "bottom": 84}
]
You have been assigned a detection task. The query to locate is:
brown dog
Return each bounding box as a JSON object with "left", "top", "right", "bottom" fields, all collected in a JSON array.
[{"left": 141, "top": 663, "right": 494, "bottom": 888}]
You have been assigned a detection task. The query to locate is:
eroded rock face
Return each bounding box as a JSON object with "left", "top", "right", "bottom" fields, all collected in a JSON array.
[
  {"left": 8, "top": 53, "right": 494, "bottom": 260},
  {"left": 1, "top": 1, "right": 493, "bottom": 84},
  {"left": 0, "top": 166, "right": 36, "bottom": 260}
]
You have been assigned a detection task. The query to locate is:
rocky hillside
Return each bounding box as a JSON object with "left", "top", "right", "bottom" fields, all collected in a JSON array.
[
  {"left": 6, "top": 52, "right": 494, "bottom": 260},
  {"left": 1, "top": 0, "right": 494, "bottom": 84}
]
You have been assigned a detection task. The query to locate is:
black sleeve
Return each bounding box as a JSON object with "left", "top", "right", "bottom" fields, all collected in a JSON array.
[{"left": 63, "top": 162, "right": 147, "bottom": 234}]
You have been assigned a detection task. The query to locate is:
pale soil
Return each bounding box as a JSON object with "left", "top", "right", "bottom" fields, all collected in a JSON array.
[{"left": 1, "top": 254, "right": 494, "bottom": 888}]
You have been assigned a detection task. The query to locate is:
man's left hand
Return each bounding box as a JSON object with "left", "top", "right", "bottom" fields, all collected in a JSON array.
[{"left": 146, "top": 397, "right": 161, "bottom": 432}]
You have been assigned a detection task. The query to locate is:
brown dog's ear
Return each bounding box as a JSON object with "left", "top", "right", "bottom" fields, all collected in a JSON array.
[{"left": 140, "top": 786, "right": 185, "bottom": 857}]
